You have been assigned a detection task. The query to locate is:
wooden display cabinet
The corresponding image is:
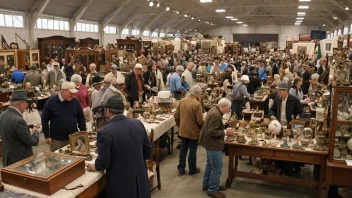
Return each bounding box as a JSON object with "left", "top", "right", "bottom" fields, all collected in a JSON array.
[
  {"left": 105, "top": 49, "right": 119, "bottom": 63},
  {"left": 17, "top": 49, "right": 40, "bottom": 70},
  {"left": 1, "top": 152, "right": 85, "bottom": 195},
  {"left": 142, "top": 41, "right": 152, "bottom": 55},
  {"left": 325, "top": 86, "right": 352, "bottom": 197},
  {"left": 66, "top": 47, "right": 100, "bottom": 73},
  {"left": 79, "top": 37, "right": 99, "bottom": 48},
  {"left": 37, "top": 36, "right": 76, "bottom": 64},
  {"left": 116, "top": 39, "right": 141, "bottom": 56}
]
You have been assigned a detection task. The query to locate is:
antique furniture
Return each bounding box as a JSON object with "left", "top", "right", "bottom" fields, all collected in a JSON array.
[
  {"left": 224, "top": 42, "right": 243, "bottom": 56},
  {"left": 142, "top": 41, "right": 152, "bottom": 55},
  {"left": 37, "top": 36, "right": 76, "bottom": 64},
  {"left": 79, "top": 38, "right": 99, "bottom": 48},
  {"left": 249, "top": 95, "right": 269, "bottom": 115},
  {"left": 147, "top": 130, "right": 161, "bottom": 191},
  {"left": 1, "top": 152, "right": 85, "bottom": 195},
  {"left": 116, "top": 39, "right": 141, "bottom": 56},
  {"left": 65, "top": 47, "right": 100, "bottom": 72},
  {"left": 225, "top": 142, "right": 328, "bottom": 198},
  {"left": 325, "top": 86, "right": 352, "bottom": 197},
  {"left": 0, "top": 50, "right": 17, "bottom": 70},
  {"left": 17, "top": 49, "right": 40, "bottom": 70},
  {"left": 104, "top": 49, "right": 122, "bottom": 63}
]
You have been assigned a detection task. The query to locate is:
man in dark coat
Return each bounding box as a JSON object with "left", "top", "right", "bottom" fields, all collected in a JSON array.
[
  {"left": 125, "top": 63, "right": 145, "bottom": 106},
  {"left": 301, "top": 63, "right": 313, "bottom": 95},
  {"left": 87, "top": 95, "right": 152, "bottom": 198},
  {"left": 23, "top": 66, "right": 42, "bottom": 87},
  {"left": 0, "top": 90, "right": 39, "bottom": 167},
  {"left": 247, "top": 66, "right": 261, "bottom": 94}
]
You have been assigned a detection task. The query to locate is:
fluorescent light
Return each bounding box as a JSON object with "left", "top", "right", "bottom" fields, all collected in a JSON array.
[
  {"left": 236, "top": 21, "right": 243, "bottom": 24},
  {"left": 200, "top": 0, "right": 212, "bottom": 2},
  {"left": 333, "top": 16, "right": 337, "bottom": 19},
  {"left": 298, "top": 5, "right": 309, "bottom": 9},
  {"left": 175, "top": 10, "right": 179, "bottom": 14},
  {"left": 216, "top": 9, "right": 225, "bottom": 12},
  {"left": 184, "top": 14, "right": 188, "bottom": 17},
  {"left": 198, "top": 19, "right": 201, "bottom": 21},
  {"left": 297, "top": 12, "right": 306, "bottom": 15},
  {"left": 226, "top": 16, "right": 233, "bottom": 19},
  {"left": 323, "top": 24, "right": 326, "bottom": 26},
  {"left": 296, "top": 17, "right": 304, "bottom": 20},
  {"left": 166, "top": 7, "right": 170, "bottom": 11},
  {"left": 191, "top": 17, "right": 194, "bottom": 20},
  {"left": 299, "top": 0, "right": 310, "bottom": 1},
  {"left": 296, "top": 21, "right": 302, "bottom": 23},
  {"left": 156, "top": 2, "right": 160, "bottom": 7},
  {"left": 243, "top": 24, "right": 248, "bottom": 26},
  {"left": 346, "top": 6, "right": 350, "bottom": 10},
  {"left": 295, "top": 23, "right": 301, "bottom": 25},
  {"left": 231, "top": 18, "right": 238, "bottom": 20},
  {"left": 149, "top": 1, "right": 154, "bottom": 6}
]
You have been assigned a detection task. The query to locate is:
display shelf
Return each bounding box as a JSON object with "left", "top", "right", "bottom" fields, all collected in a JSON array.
[{"left": 336, "top": 120, "right": 352, "bottom": 125}]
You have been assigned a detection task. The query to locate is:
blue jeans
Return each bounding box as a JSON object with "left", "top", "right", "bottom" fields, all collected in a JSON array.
[
  {"left": 231, "top": 99, "right": 244, "bottom": 120},
  {"left": 202, "top": 149, "right": 223, "bottom": 194},
  {"left": 177, "top": 137, "right": 198, "bottom": 174}
]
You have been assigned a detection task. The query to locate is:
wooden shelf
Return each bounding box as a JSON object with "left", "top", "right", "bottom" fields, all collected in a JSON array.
[{"left": 336, "top": 120, "right": 352, "bottom": 125}]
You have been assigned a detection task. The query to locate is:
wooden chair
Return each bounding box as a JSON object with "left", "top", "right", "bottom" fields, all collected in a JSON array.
[{"left": 147, "top": 129, "right": 161, "bottom": 191}]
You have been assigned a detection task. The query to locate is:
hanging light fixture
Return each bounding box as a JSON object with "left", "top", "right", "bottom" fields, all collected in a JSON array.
[
  {"left": 149, "top": 1, "right": 154, "bottom": 7},
  {"left": 166, "top": 7, "right": 170, "bottom": 11},
  {"left": 156, "top": 2, "right": 160, "bottom": 7}
]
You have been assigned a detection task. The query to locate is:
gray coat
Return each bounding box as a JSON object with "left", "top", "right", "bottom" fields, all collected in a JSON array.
[
  {"left": 0, "top": 107, "right": 39, "bottom": 166},
  {"left": 24, "top": 70, "right": 42, "bottom": 86},
  {"left": 199, "top": 106, "right": 225, "bottom": 151},
  {"left": 46, "top": 70, "right": 64, "bottom": 87}
]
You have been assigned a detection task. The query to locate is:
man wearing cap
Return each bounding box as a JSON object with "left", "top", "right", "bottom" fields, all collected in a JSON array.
[
  {"left": 100, "top": 74, "right": 126, "bottom": 106},
  {"left": 86, "top": 95, "right": 152, "bottom": 198},
  {"left": 91, "top": 75, "right": 103, "bottom": 109},
  {"left": 169, "top": 65, "right": 186, "bottom": 99},
  {"left": 125, "top": 63, "right": 145, "bottom": 106},
  {"left": 24, "top": 66, "right": 42, "bottom": 87},
  {"left": 104, "top": 64, "right": 122, "bottom": 80},
  {"left": 42, "top": 81, "right": 86, "bottom": 151},
  {"left": 269, "top": 82, "right": 303, "bottom": 126},
  {"left": 46, "top": 62, "right": 64, "bottom": 88},
  {"left": 0, "top": 90, "right": 40, "bottom": 166},
  {"left": 231, "top": 75, "right": 252, "bottom": 120}
]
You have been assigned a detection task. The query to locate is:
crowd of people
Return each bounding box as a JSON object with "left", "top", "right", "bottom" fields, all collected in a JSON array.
[{"left": 0, "top": 47, "right": 330, "bottom": 198}]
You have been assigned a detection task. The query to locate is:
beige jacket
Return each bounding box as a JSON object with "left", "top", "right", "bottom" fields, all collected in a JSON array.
[{"left": 174, "top": 95, "right": 204, "bottom": 140}]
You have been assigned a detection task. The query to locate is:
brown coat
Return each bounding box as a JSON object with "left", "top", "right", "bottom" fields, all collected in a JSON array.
[
  {"left": 174, "top": 95, "right": 204, "bottom": 140},
  {"left": 199, "top": 106, "right": 225, "bottom": 151}
]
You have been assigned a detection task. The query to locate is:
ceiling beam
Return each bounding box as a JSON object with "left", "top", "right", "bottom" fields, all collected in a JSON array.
[
  {"left": 100, "top": 0, "right": 132, "bottom": 29},
  {"left": 70, "top": 0, "right": 93, "bottom": 36},
  {"left": 140, "top": 11, "right": 166, "bottom": 33},
  {"left": 157, "top": 15, "right": 182, "bottom": 33},
  {"left": 168, "top": 19, "right": 188, "bottom": 31},
  {"left": 120, "top": 6, "right": 143, "bottom": 31},
  {"left": 175, "top": 21, "right": 194, "bottom": 33},
  {"left": 324, "top": 8, "right": 343, "bottom": 23},
  {"left": 30, "top": 0, "right": 50, "bottom": 28},
  {"left": 330, "top": 0, "right": 352, "bottom": 17}
]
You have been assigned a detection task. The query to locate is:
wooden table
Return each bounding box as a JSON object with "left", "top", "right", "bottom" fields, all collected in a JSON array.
[
  {"left": 225, "top": 141, "right": 328, "bottom": 198},
  {"left": 250, "top": 95, "right": 269, "bottom": 115},
  {"left": 325, "top": 161, "right": 352, "bottom": 198}
]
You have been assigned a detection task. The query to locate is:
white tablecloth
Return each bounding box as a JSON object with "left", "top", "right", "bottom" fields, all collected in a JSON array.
[{"left": 2, "top": 115, "right": 176, "bottom": 197}]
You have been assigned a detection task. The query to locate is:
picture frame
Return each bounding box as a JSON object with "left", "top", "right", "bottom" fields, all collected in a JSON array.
[
  {"left": 297, "top": 46, "right": 307, "bottom": 55},
  {"left": 326, "top": 43, "right": 331, "bottom": 51},
  {"left": 69, "top": 131, "right": 90, "bottom": 155},
  {"left": 29, "top": 50, "right": 40, "bottom": 67},
  {"left": 291, "top": 119, "right": 306, "bottom": 130}
]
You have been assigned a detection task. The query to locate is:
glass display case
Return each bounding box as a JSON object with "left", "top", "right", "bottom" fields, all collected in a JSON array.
[
  {"left": 116, "top": 39, "right": 141, "bottom": 56},
  {"left": 1, "top": 152, "right": 85, "bottom": 195},
  {"left": 66, "top": 47, "right": 100, "bottom": 73},
  {"left": 329, "top": 86, "right": 352, "bottom": 162},
  {"left": 37, "top": 36, "right": 76, "bottom": 64}
]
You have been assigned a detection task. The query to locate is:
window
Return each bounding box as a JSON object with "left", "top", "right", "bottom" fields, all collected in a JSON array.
[
  {"left": 104, "top": 26, "right": 117, "bottom": 34},
  {"left": 132, "top": 29, "right": 140, "bottom": 35},
  {"left": 122, "top": 28, "right": 129, "bottom": 34},
  {"left": 344, "top": 26, "right": 349, "bottom": 35},
  {"left": 160, "top": 32, "right": 165, "bottom": 37},
  {"left": 152, "top": 32, "right": 158, "bottom": 37},
  {"left": 36, "top": 17, "right": 69, "bottom": 30},
  {"left": 167, "top": 33, "right": 174, "bottom": 37},
  {"left": 142, "top": 31, "right": 150, "bottom": 36},
  {"left": 0, "top": 14, "right": 24, "bottom": 28},
  {"left": 74, "top": 21, "right": 98, "bottom": 32},
  {"left": 338, "top": 29, "right": 342, "bottom": 36}
]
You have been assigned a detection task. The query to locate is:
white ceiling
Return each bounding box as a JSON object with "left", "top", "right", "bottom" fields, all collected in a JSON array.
[{"left": 0, "top": 0, "right": 350, "bottom": 32}]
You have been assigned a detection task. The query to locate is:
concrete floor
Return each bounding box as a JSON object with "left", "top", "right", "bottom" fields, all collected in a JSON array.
[{"left": 1, "top": 133, "right": 317, "bottom": 198}]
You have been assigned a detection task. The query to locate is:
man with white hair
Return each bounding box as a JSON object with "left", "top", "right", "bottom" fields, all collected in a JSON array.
[
  {"left": 174, "top": 85, "right": 204, "bottom": 176},
  {"left": 85, "top": 63, "right": 100, "bottom": 87},
  {"left": 231, "top": 75, "right": 251, "bottom": 120},
  {"left": 182, "top": 62, "right": 194, "bottom": 89},
  {"left": 125, "top": 63, "right": 144, "bottom": 106},
  {"left": 308, "top": 73, "right": 320, "bottom": 93},
  {"left": 105, "top": 64, "right": 122, "bottom": 80},
  {"left": 169, "top": 65, "right": 186, "bottom": 99},
  {"left": 100, "top": 74, "right": 126, "bottom": 106},
  {"left": 199, "top": 98, "right": 234, "bottom": 198}
]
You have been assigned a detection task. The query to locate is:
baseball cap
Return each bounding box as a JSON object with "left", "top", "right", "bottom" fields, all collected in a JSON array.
[
  {"left": 105, "top": 95, "right": 125, "bottom": 114},
  {"left": 135, "top": 63, "right": 143, "bottom": 69},
  {"left": 240, "top": 75, "right": 250, "bottom": 82},
  {"left": 53, "top": 62, "right": 60, "bottom": 67},
  {"left": 61, "top": 81, "right": 78, "bottom": 93},
  {"left": 276, "top": 82, "right": 289, "bottom": 90}
]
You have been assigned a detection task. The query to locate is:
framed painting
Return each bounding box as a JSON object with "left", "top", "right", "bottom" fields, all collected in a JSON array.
[{"left": 69, "top": 131, "right": 90, "bottom": 155}]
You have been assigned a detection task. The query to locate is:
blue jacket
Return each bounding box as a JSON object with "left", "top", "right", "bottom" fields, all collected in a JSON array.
[
  {"left": 10, "top": 70, "right": 25, "bottom": 83},
  {"left": 218, "top": 63, "right": 228, "bottom": 71},
  {"left": 169, "top": 73, "right": 185, "bottom": 92},
  {"left": 95, "top": 115, "right": 152, "bottom": 198},
  {"left": 258, "top": 66, "right": 267, "bottom": 80}
]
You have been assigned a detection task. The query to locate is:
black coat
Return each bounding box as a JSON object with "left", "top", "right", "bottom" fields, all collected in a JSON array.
[
  {"left": 95, "top": 115, "right": 152, "bottom": 198},
  {"left": 126, "top": 72, "right": 145, "bottom": 104},
  {"left": 0, "top": 107, "right": 39, "bottom": 166},
  {"left": 301, "top": 70, "right": 310, "bottom": 95},
  {"left": 247, "top": 72, "right": 261, "bottom": 94},
  {"left": 269, "top": 94, "right": 303, "bottom": 125}
]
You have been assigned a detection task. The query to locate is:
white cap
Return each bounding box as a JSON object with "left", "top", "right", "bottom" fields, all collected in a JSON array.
[
  {"left": 61, "top": 81, "right": 78, "bottom": 93},
  {"left": 240, "top": 75, "right": 250, "bottom": 82},
  {"left": 135, "top": 63, "right": 143, "bottom": 69}
]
